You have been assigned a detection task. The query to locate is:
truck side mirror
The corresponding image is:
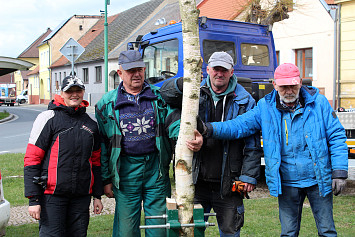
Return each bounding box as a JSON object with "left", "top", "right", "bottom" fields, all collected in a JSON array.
[{"left": 127, "top": 43, "right": 134, "bottom": 50}]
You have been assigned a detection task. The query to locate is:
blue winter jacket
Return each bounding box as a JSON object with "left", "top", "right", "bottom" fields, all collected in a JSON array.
[{"left": 209, "top": 86, "right": 348, "bottom": 197}]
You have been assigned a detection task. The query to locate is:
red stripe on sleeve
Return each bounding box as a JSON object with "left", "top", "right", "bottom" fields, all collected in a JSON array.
[
  {"left": 45, "top": 136, "right": 60, "bottom": 194},
  {"left": 90, "top": 148, "right": 101, "bottom": 166},
  {"left": 24, "top": 143, "right": 45, "bottom": 167},
  {"left": 89, "top": 160, "right": 94, "bottom": 194}
]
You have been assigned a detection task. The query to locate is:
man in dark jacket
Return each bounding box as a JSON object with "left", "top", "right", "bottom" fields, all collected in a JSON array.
[
  {"left": 24, "top": 75, "right": 103, "bottom": 236},
  {"left": 165, "top": 51, "right": 262, "bottom": 237},
  {"left": 202, "top": 63, "right": 348, "bottom": 236},
  {"left": 95, "top": 50, "right": 191, "bottom": 237}
]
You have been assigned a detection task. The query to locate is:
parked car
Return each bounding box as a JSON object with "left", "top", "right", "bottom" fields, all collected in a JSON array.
[
  {"left": 0, "top": 170, "right": 10, "bottom": 236},
  {"left": 16, "top": 89, "right": 28, "bottom": 104}
]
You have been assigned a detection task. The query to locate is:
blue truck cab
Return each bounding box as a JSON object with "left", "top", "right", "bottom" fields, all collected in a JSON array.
[{"left": 131, "top": 17, "right": 277, "bottom": 101}]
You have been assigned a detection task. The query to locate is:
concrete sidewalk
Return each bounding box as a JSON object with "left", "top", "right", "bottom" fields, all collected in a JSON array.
[{"left": 8, "top": 197, "right": 116, "bottom": 226}]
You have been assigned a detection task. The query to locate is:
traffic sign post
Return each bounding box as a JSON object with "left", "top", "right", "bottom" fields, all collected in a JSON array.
[{"left": 60, "top": 38, "right": 85, "bottom": 76}]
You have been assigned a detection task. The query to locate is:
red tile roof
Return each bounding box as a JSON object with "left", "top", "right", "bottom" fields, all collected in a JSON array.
[
  {"left": 20, "top": 70, "right": 30, "bottom": 79},
  {"left": 50, "top": 14, "right": 119, "bottom": 68},
  {"left": 198, "top": 0, "right": 250, "bottom": 20},
  {"left": 17, "top": 28, "right": 52, "bottom": 58},
  {"left": 27, "top": 66, "right": 39, "bottom": 76},
  {"left": 0, "top": 73, "right": 14, "bottom": 83}
]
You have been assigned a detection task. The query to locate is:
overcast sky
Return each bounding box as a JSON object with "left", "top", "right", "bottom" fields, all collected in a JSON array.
[{"left": 0, "top": 0, "right": 149, "bottom": 58}]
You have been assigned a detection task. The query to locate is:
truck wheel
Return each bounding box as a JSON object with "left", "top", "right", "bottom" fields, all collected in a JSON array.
[
  {"left": 21, "top": 99, "right": 26, "bottom": 104},
  {"left": 10, "top": 103, "right": 14, "bottom": 106}
]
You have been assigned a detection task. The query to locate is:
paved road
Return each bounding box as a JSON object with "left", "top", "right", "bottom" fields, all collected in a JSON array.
[
  {"left": 0, "top": 104, "right": 95, "bottom": 154},
  {"left": 0, "top": 105, "right": 46, "bottom": 153}
]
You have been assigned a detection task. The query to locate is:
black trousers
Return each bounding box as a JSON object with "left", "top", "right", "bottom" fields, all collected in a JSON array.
[
  {"left": 39, "top": 194, "right": 91, "bottom": 237},
  {"left": 194, "top": 179, "right": 244, "bottom": 235}
]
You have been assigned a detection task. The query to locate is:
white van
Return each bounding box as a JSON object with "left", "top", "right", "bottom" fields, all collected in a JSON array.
[{"left": 16, "top": 89, "right": 28, "bottom": 104}]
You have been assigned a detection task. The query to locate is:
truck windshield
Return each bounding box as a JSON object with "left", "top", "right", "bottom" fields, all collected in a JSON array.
[
  {"left": 142, "top": 39, "right": 179, "bottom": 84},
  {"left": 241, "top": 43, "right": 269, "bottom": 66}
]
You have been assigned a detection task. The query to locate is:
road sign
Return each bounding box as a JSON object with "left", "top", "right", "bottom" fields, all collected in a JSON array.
[
  {"left": 60, "top": 38, "right": 85, "bottom": 63},
  {"left": 60, "top": 38, "right": 85, "bottom": 75}
]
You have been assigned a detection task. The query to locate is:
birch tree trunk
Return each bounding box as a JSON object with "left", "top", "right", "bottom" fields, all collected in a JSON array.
[{"left": 175, "top": 0, "right": 201, "bottom": 236}]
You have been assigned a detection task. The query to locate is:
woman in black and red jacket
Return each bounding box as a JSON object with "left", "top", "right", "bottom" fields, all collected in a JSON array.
[{"left": 24, "top": 75, "right": 103, "bottom": 237}]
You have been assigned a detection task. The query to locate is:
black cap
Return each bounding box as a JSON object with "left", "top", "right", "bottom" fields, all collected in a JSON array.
[
  {"left": 61, "top": 75, "right": 85, "bottom": 92},
  {"left": 118, "top": 50, "right": 145, "bottom": 70}
]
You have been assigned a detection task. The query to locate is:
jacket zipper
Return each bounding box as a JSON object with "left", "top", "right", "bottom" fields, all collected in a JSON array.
[{"left": 284, "top": 119, "right": 288, "bottom": 145}]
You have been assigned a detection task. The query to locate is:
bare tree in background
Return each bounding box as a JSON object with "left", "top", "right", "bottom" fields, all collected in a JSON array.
[{"left": 244, "top": 0, "right": 292, "bottom": 25}]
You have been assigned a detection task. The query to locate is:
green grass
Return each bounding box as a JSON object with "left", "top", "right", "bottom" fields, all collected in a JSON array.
[
  {"left": 5, "top": 196, "right": 355, "bottom": 236},
  {"left": 0, "top": 153, "right": 25, "bottom": 177},
  {"left": 2, "top": 153, "right": 355, "bottom": 236},
  {"left": 0, "top": 110, "right": 10, "bottom": 120},
  {"left": 1, "top": 153, "right": 27, "bottom": 206}
]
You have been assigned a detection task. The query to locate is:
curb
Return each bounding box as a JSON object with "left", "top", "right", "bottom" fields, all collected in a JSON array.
[{"left": 0, "top": 114, "right": 14, "bottom": 123}]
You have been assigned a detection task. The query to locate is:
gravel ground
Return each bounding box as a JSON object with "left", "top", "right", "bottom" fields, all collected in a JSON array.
[{"left": 8, "top": 197, "right": 117, "bottom": 226}]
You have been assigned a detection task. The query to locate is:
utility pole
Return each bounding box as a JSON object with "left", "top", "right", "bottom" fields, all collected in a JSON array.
[{"left": 104, "top": 0, "right": 110, "bottom": 92}]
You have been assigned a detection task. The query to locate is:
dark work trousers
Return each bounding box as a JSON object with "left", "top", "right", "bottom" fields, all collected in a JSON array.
[
  {"left": 39, "top": 194, "right": 91, "bottom": 237},
  {"left": 194, "top": 179, "right": 244, "bottom": 237}
]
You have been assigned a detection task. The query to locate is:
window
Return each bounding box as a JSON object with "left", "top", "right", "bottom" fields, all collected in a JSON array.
[
  {"left": 276, "top": 51, "right": 280, "bottom": 65},
  {"left": 295, "top": 48, "right": 312, "bottom": 79},
  {"left": 34, "top": 76, "right": 38, "bottom": 88},
  {"left": 55, "top": 73, "right": 58, "bottom": 90},
  {"left": 114, "top": 72, "right": 120, "bottom": 89},
  {"left": 40, "top": 52, "right": 43, "bottom": 66},
  {"left": 83, "top": 68, "right": 89, "bottom": 83},
  {"left": 202, "top": 40, "right": 236, "bottom": 64},
  {"left": 143, "top": 39, "right": 179, "bottom": 84},
  {"left": 95, "top": 66, "right": 102, "bottom": 83},
  {"left": 241, "top": 43, "right": 269, "bottom": 66},
  {"left": 64, "top": 72, "right": 66, "bottom": 78}
]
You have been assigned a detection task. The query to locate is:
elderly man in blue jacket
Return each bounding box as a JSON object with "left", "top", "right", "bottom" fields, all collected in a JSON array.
[{"left": 194, "top": 63, "right": 348, "bottom": 236}]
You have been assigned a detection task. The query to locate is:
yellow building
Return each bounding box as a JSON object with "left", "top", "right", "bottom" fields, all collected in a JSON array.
[
  {"left": 38, "top": 43, "right": 51, "bottom": 104},
  {"left": 14, "top": 49, "right": 39, "bottom": 97},
  {"left": 335, "top": 0, "right": 355, "bottom": 108},
  {"left": 16, "top": 28, "right": 52, "bottom": 103}
]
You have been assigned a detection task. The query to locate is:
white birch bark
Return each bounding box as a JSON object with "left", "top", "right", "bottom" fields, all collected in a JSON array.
[{"left": 176, "top": 0, "right": 201, "bottom": 236}]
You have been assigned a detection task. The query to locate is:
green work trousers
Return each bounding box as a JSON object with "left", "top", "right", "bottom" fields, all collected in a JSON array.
[{"left": 112, "top": 152, "right": 170, "bottom": 237}]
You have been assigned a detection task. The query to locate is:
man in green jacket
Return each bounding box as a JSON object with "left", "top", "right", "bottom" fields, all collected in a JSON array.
[{"left": 95, "top": 50, "right": 195, "bottom": 237}]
